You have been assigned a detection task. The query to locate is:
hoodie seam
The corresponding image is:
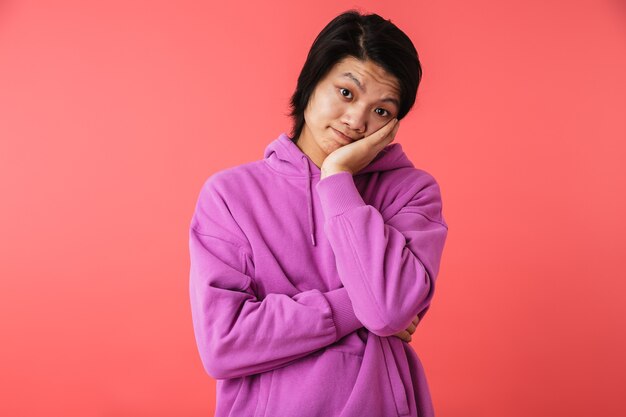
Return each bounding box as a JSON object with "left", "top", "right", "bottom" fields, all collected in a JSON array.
[
  {"left": 190, "top": 228, "right": 253, "bottom": 292},
  {"left": 263, "top": 160, "right": 320, "bottom": 178},
  {"left": 397, "top": 208, "right": 449, "bottom": 229},
  {"left": 191, "top": 228, "right": 252, "bottom": 254},
  {"left": 389, "top": 176, "right": 449, "bottom": 229}
]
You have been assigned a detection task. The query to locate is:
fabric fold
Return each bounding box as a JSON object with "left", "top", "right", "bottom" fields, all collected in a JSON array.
[{"left": 189, "top": 131, "right": 449, "bottom": 417}]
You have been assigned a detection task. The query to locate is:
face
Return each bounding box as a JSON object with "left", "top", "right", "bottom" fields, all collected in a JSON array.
[{"left": 296, "top": 56, "right": 401, "bottom": 167}]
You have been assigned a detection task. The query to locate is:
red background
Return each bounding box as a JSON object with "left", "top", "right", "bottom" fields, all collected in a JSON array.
[{"left": 1, "top": 1, "right": 625, "bottom": 416}]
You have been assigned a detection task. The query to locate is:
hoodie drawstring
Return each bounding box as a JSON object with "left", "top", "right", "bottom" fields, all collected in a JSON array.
[{"left": 301, "top": 155, "right": 316, "bottom": 246}]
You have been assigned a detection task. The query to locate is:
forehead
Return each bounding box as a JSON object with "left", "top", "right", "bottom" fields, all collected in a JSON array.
[{"left": 328, "top": 56, "right": 400, "bottom": 96}]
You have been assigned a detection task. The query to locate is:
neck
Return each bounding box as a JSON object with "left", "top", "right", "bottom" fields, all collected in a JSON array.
[{"left": 294, "top": 129, "right": 325, "bottom": 169}]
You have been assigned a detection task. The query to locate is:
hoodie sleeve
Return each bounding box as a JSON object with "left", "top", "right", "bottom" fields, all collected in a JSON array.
[
  {"left": 315, "top": 170, "right": 449, "bottom": 337},
  {"left": 189, "top": 176, "right": 363, "bottom": 380}
]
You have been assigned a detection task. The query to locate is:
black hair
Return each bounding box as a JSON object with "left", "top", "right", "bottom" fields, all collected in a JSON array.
[{"left": 288, "top": 9, "right": 422, "bottom": 142}]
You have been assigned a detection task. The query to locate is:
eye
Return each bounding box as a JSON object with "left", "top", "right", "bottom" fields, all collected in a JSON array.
[
  {"left": 375, "top": 108, "right": 390, "bottom": 117},
  {"left": 338, "top": 87, "right": 353, "bottom": 99}
]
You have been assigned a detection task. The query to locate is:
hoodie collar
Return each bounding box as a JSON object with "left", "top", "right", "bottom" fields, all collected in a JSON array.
[{"left": 264, "top": 132, "right": 415, "bottom": 247}]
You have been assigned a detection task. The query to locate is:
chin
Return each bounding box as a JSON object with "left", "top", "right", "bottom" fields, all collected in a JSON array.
[{"left": 322, "top": 138, "right": 341, "bottom": 153}]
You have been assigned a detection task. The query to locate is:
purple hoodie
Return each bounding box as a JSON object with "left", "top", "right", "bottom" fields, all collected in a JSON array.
[{"left": 189, "top": 132, "right": 449, "bottom": 417}]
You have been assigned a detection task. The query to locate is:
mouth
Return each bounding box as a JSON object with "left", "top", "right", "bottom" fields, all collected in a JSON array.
[{"left": 331, "top": 128, "right": 355, "bottom": 143}]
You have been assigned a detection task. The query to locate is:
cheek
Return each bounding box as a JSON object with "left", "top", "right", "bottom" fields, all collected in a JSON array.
[
  {"left": 369, "top": 120, "right": 387, "bottom": 133},
  {"left": 319, "top": 93, "right": 342, "bottom": 117},
  {"left": 310, "top": 92, "right": 342, "bottom": 122}
]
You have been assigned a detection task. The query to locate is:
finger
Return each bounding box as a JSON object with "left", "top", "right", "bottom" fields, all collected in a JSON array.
[
  {"left": 368, "top": 118, "right": 398, "bottom": 145},
  {"left": 394, "top": 330, "right": 411, "bottom": 342},
  {"left": 412, "top": 315, "right": 420, "bottom": 326},
  {"left": 406, "top": 323, "right": 417, "bottom": 334},
  {"left": 386, "top": 118, "right": 399, "bottom": 136},
  {"left": 385, "top": 119, "right": 400, "bottom": 145},
  {"left": 391, "top": 119, "right": 400, "bottom": 137}
]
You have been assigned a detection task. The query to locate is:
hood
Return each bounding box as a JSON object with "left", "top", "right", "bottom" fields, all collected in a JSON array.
[{"left": 264, "top": 132, "right": 415, "bottom": 247}]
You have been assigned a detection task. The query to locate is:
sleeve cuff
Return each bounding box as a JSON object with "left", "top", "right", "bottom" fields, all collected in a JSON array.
[
  {"left": 324, "top": 287, "right": 363, "bottom": 340},
  {"left": 315, "top": 171, "right": 367, "bottom": 218}
]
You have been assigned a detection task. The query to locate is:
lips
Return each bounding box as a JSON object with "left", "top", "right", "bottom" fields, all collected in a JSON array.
[{"left": 332, "top": 128, "right": 355, "bottom": 143}]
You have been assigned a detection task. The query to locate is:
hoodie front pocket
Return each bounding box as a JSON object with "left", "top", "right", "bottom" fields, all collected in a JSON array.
[{"left": 262, "top": 349, "right": 363, "bottom": 417}]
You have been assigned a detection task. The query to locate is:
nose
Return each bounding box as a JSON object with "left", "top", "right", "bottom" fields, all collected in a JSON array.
[{"left": 341, "top": 105, "right": 367, "bottom": 134}]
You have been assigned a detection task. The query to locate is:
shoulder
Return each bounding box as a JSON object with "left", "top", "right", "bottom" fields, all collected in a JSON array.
[
  {"left": 382, "top": 166, "right": 443, "bottom": 197},
  {"left": 382, "top": 167, "right": 447, "bottom": 226},
  {"left": 191, "top": 160, "right": 266, "bottom": 248},
  {"left": 200, "top": 160, "right": 267, "bottom": 194}
]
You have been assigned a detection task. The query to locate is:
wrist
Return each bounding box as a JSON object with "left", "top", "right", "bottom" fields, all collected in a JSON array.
[{"left": 321, "top": 165, "right": 350, "bottom": 179}]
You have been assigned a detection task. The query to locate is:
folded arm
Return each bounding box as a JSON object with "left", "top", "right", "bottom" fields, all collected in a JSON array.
[
  {"left": 189, "top": 179, "right": 363, "bottom": 380},
  {"left": 316, "top": 170, "right": 449, "bottom": 337}
]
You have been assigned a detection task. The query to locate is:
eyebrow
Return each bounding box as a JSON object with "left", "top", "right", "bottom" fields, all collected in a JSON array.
[
  {"left": 341, "top": 72, "right": 366, "bottom": 91},
  {"left": 340, "top": 72, "right": 400, "bottom": 108}
]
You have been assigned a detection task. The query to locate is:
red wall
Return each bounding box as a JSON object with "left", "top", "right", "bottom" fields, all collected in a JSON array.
[{"left": 1, "top": 0, "right": 625, "bottom": 416}]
